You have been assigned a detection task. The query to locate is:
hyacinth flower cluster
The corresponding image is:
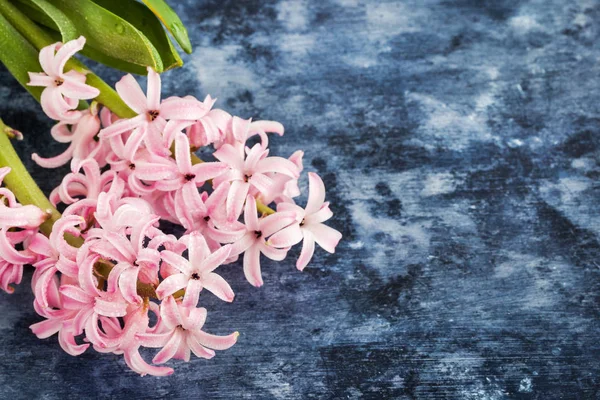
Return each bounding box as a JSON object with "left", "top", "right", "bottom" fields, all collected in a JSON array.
[{"left": 0, "top": 37, "right": 341, "bottom": 376}]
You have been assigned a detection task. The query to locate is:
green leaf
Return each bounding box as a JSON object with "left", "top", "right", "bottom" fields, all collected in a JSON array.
[
  {"left": 10, "top": 1, "right": 150, "bottom": 75},
  {"left": 15, "top": 0, "right": 78, "bottom": 42},
  {"left": 92, "top": 0, "right": 183, "bottom": 72},
  {"left": 141, "top": 0, "right": 192, "bottom": 54},
  {"left": 49, "top": 0, "right": 164, "bottom": 72},
  {"left": 0, "top": 10, "right": 43, "bottom": 100}
]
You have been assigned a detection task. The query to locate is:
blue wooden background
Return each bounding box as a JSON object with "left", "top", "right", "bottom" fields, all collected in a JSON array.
[{"left": 1, "top": 0, "right": 600, "bottom": 398}]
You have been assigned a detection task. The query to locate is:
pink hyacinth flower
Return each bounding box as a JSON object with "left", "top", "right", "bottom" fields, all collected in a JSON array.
[
  {"left": 30, "top": 274, "right": 88, "bottom": 356},
  {"left": 0, "top": 167, "right": 48, "bottom": 229},
  {"left": 228, "top": 196, "right": 297, "bottom": 287},
  {"left": 136, "top": 296, "right": 238, "bottom": 364},
  {"left": 98, "top": 304, "right": 174, "bottom": 377},
  {"left": 157, "top": 232, "right": 233, "bottom": 307},
  {"left": 135, "top": 132, "right": 227, "bottom": 192},
  {"left": 99, "top": 67, "right": 210, "bottom": 156},
  {"left": 59, "top": 249, "right": 130, "bottom": 348},
  {"left": 27, "top": 36, "right": 100, "bottom": 121},
  {"left": 32, "top": 103, "right": 102, "bottom": 168},
  {"left": 268, "top": 172, "right": 342, "bottom": 270},
  {"left": 0, "top": 228, "right": 36, "bottom": 293},
  {"left": 90, "top": 216, "right": 161, "bottom": 304},
  {"left": 213, "top": 143, "right": 300, "bottom": 221}
]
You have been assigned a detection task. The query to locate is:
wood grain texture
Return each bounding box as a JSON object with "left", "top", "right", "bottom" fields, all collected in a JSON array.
[{"left": 1, "top": 0, "right": 600, "bottom": 398}]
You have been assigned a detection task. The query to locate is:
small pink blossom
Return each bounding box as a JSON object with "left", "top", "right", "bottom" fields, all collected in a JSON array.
[
  {"left": 27, "top": 36, "right": 99, "bottom": 121},
  {"left": 157, "top": 232, "right": 233, "bottom": 306},
  {"left": 88, "top": 215, "right": 161, "bottom": 304},
  {"left": 227, "top": 196, "right": 297, "bottom": 287},
  {"left": 213, "top": 143, "right": 300, "bottom": 221},
  {"left": 99, "top": 67, "right": 211, "bottom": 156},
  {"left": 32, "top": 103, "right": 103, "bottom": 168},
  {"left": 0, "top": 167, "right": 48, "bottom": 229},
  {"left": 98, "top": 303, "right": 174, "bottom": 377},
  {"left": 137, "top": 296, "right": 238, "bottom": 364},
  {"left": 135, "top": 132, "right": 227, "bottom": 192},
  {"left": 269, "top": 172, "right": 342, "bottom": 270}
]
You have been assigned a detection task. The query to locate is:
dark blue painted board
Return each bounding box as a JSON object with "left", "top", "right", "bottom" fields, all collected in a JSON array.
[{"left": 1, "top": 0, "right": 599, "bottom": 398}]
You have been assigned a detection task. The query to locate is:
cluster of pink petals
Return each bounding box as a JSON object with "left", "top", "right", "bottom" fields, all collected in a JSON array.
[
  {"left": 0, "top": 167, "right": 47, "bottom": 293},
  {"left": 2, "top": 36, "right": 343, "bottom": 376}
]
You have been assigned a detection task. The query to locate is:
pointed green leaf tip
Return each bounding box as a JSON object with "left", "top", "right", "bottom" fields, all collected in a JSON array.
[
  {"left": 141, "top": 0, "right": 193, "bottom": 54},
  {"left": 48, "top": 0, "right": 164, "bottom": 72},
  {"left": 94, "top": 0, "right": 183, "bottom": 73}
]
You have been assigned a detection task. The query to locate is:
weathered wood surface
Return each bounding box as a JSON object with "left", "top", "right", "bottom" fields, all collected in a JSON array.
[{"left": 1, "top": 0, "right": 600, "bottom": 398}]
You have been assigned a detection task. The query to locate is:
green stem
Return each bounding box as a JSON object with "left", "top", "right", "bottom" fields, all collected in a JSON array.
[{"left": 0, "top": 0, "right": 135, "bottom": 118}]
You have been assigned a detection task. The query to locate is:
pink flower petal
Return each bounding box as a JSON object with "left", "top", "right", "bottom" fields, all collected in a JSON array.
[
  {"left": 115, "top": 74, "right": 147, "bottom": 114},
  {"left": 53, "top": 36, "right": 85, "bottom": 77},
  {"left": 60, "top": 79, "right": 99, "bottom": 100},
  {"left": 231, "top": 116, "right": 251, "bottom": 142},
  {"left": 306, "top": 223, "right": 342, "bottom": 254},
  {"left": 254, "top": 156, "right": 300, "bottom": 178},
  {"left": 194, "top": 330, "right": 239, "bottom": 350},
  {"left": 38, "top": 43, "right": 60, "bottom": 76},
  {"left": 160, "top": 296, "right": 183, "bottom": 329},
  {"left": 202, "top": 272, "right": 234, "bottom": 302},
  {"left": 106, "top": 262, "right": 129, "bottom": 294},
  {"left": 260, "top": 242, "right": 288, "bottom": 261},
  {"left": 186, "top": 336, "right": 215, "bottom": 359},
  {"left": 184, "top": 306, "right": 208, "bottom": 331},
  {"left": 175, "top": 133, "right": 193, "bottom": 174},
  {"left": 199, "top": 244, "right": 231, "bottom": 273},
  {"left": 305, "top": 202, "right": 334, "bottom": 224},
  {"left": 58, "top": 325, "right": 89, "bottom": 356},
  {"left": 98, "top": 114, "right": 146, "bottom": 138},
  {"left": 296, "top": 231, "right": 316, "bottom": 271},
  {"left": 243, "top": 245, "right": 263, "bottom": 287},
  {"left": 160, "top": 97, "right": 208, "bottom": 120},
  {"left": 30, "top": 318, "right": 62, "bottom": 339},
  {"left": 152, "top": 330, "right": 182, "bottom": 364},
  {"left": 27, "top": 72, "right": 54, "bottom": 87},
  {"left": 243, "top": 195, "right": 259, "bottom": 231},
  {"left": 267, "top": 223, "right": 303, "bottom": 248},
  {"left": 94, "top": 297, "right": 128, "bottom": 318},
  {"left": 191, "top": 162, "right": 228, "bottom": 184},
  {"left": 182, "top": 279, "right": 203, "bottom": 308},
  {"left": 249, "top": 172, "right": 275, "bottom": 196},
  {"left": 40, "top": 87, "right": 79, "bottom": 121},
  {"left": 226, "top": 181, "right": 250, "bottom": 222},
  {"left": 32, "top": 143, "right": 75, "bottom": 168},
  {"left": 213, "top": 144, "right": 244, "bottom": 170},
  {"left": 0, "top": 230, "right": 34, "bottom": 264},
  {"left": 306, "top": 172, "right": 326, "bottom": 215},
  {"left": 259, "top": 211, "right": 297, "bottom": 237},
  {"left": 251, "top": 120, "right": 284, "bottom": 136},
  {"left": 118, "top": 266, "right": 142, "bottom": 304},
  {"left": 155, "top": 272, "right": 188, "bottom": 299},
  {"left": 146, "top": 67, "right": 161, "bottom": 111},
  {"left": 161, "top": 250, "right": 192, "bottom": 275},
  {"left": 125, "top": 349, "right": 174, "bottom": 376}
]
